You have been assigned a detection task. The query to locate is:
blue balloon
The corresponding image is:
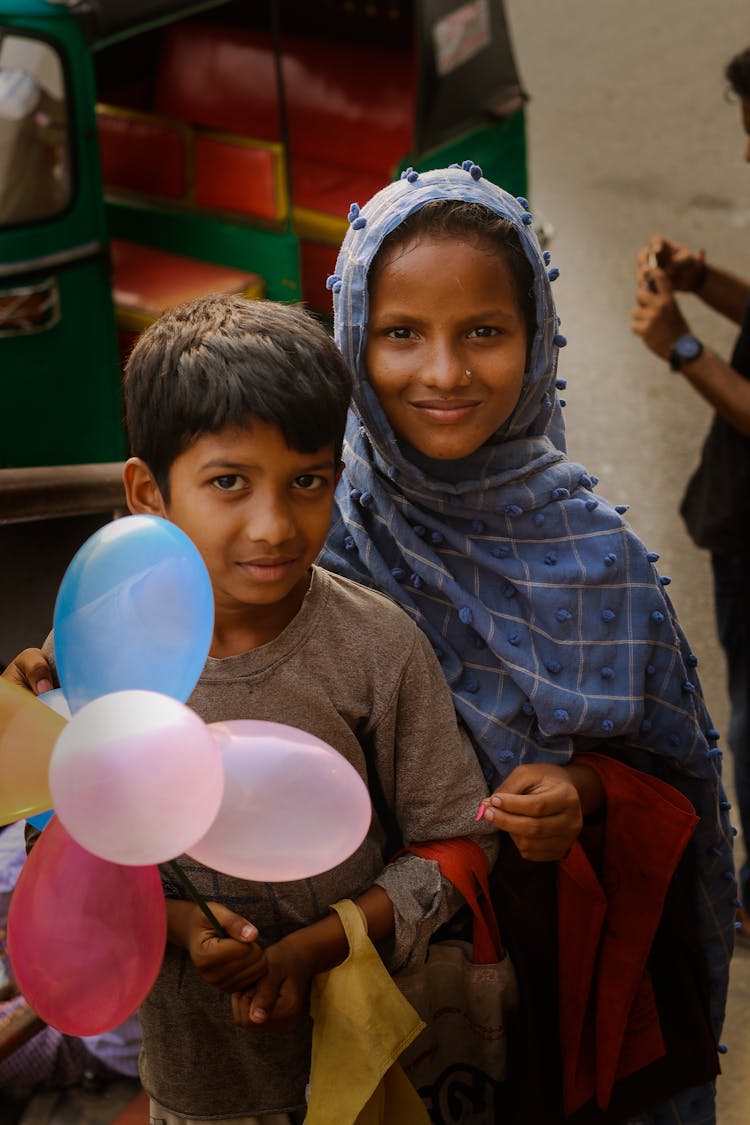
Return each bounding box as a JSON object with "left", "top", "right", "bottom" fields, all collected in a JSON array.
[
  {"left": 27, "top": 810, "right": 54, "bottom": 830},
  {"left": 53, "top": 515, "right": 214, "bottom": 713},
  {"left": 38, "top": 688, "right": 71, "bottom": 720}
]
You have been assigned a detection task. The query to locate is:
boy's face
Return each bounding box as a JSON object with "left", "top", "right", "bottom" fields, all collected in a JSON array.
[
  {"left": 159, "top": 420, "right": 340, "bottom": 635},
  {"left": 364, "top": 234, "right": 528, "bottom": 460}
]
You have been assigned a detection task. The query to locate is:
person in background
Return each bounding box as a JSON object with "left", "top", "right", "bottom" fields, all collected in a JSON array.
[{"left": 632, "top": 45, "right": 750, "bottom": 940}]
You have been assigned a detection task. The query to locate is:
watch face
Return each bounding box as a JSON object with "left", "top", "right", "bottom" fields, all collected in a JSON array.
[{"left": 675, "top": 335, "right": 702, "bottom": 361}]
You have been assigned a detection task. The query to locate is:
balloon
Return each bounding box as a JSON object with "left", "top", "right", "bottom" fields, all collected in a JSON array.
[
  {"left": 0, "top": 680, "right": 66, "bottom": 825},
  {"left": 49, "top": 690, "right": 224, "bottom": 865},
  {"left": 26, "top": 691, "right": 70, "bottom": 829},
  {"left": 39, "top": 688, "right": 71, "bottom": 720},
  {"left": 187, "top": 720, "right": 371, "bottom": 881},
  {"left": 7, "top": 816, "right": 165, "bottom": 1037},
  {"left": 53, "top": 515, "right": 213, "bottom": 713},
  {"left": 27, "top": 810, "right": 53, "bottom": 830}
]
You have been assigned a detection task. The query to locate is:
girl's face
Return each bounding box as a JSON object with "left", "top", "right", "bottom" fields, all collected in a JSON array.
[{"left": 364, "top": 234, "right": 529, "bottom": 460}]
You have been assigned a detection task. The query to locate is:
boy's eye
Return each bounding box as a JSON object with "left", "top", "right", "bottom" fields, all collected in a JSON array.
[
  {"left": 293, "top": 474, "right": 326, "bottom": 491},
  {"left": 211, "top": 474, "right": 245, "bottom": 492}
]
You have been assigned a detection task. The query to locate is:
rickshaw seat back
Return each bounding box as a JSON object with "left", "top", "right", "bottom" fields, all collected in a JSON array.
[
  {"left": 153, "top": 23, "right": 414, "bottom": 187},
  {"left": 97, "top": 111, "right": 188, "bottom": 200},
  {"left": 147, "top": 21, "right": 415, "bottom": 311},
  {"left": 97, "top": 106, "right": 286, "bottom": 224},
  {"left": 97, "top": 20, "right": 418, "bottom": 318}
]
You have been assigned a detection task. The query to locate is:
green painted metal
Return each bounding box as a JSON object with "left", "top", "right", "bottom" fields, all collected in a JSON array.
[
  {"left": 0, "top": 265, "right": 124, "bottom": 468},
  {"left": 0, "top": 5, "right": 125, "bottom": 467},
  {"left": 1, "top": 1, "right": 59, "bottom": 19},
  {"left": 0, "top": 8, "right": 109, "bottom": 263},
  {"left": 397, "top": 110, "right": 529, "bottom": 205}
]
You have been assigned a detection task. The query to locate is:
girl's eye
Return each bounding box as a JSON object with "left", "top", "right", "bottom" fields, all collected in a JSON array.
[
  {"left": 211, "top": 475, "right": 245, "bottom": 492},
  {"left": 386, "top": 327, "right": 414, "bottom": 340},
  {"left": 469, "top": 326, "right": 500, "bottom": 338},
  {"left": 294, "top": 474, "right": 326, "bottom": 491}
]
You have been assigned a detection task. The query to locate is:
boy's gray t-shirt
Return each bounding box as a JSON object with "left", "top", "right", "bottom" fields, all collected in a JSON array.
[{"left": 47, "top": 566, "right": 494, "bottom": 1118}]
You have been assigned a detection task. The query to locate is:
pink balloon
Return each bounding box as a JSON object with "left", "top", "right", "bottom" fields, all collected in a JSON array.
[
  {"left": 49, "top": 690, "right": 224, "bottom": 865},
  {"left": 7, "top": 816, "right": 166, "bottom": 1036},
  {"left": 187, "top": 720, "right": 372, "bottom": 881}
]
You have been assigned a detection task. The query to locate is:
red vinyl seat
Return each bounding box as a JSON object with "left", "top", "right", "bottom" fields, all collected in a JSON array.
[
  {"left": 98, "top": 111, "right": 187, "bottom": 200},
  {"left": 153, "top": 23, "right": 414, "bottom": 312},
  {"left": 110, "top": 237, "right": 265, "bottom": 332}
]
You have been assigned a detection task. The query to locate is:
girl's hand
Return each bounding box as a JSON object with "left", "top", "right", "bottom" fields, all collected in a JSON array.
[
  {"left": 479, "top": 762, "right": 603, "bottom": 861},
  {"left": 1, "top": 648, "right": 53, "bottom": 695},
  {"left": 231, "top": 935, "right": 313, "bottom": 1031},
  {"left": 172, "top": 900, "right": 267, "bottom": 992}
]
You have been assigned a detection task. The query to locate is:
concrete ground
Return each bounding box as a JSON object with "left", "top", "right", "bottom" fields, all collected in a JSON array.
[{"left": 1, "top": 0, "right": 749, "bottom": 1120}]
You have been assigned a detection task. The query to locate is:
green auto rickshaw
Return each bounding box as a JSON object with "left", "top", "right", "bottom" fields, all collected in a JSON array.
[{"left": 0, "top": 0, "right": 530, "bottom": 479}]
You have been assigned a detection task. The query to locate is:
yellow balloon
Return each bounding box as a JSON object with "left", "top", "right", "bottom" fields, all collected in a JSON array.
[{"left": 0, "top": 680, "right": 67, "bottom": 825}]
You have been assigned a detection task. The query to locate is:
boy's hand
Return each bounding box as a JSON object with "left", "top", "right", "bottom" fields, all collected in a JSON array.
[
  {"left": 1, "top": 649, "right": 53, "bottom": 696},
  {"left": 231, "top": 933, "right": 315, "bottom": 1031},
  {"left": 177, "top": 901, "right": 267, "bottom": 992},
  {"left": 479, "top": 763, "right": 601, "bottom": 861},
  {"left": 231, "top": 884, "right": 392, "bottom": 1031}
]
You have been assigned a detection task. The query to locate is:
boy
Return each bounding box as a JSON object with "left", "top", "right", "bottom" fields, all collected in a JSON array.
[{"left": 9, "top": 295, "right": 495, "bottom": 1123}]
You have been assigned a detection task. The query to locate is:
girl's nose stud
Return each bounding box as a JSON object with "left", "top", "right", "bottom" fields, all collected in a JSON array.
[{"left": 462, "top": 369, "right": 473, "bottom": 384}]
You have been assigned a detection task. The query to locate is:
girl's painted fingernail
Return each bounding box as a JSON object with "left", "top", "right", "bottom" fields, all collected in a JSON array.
[{"left": 476, "top": 803, "right": 487, "bottom": 821}]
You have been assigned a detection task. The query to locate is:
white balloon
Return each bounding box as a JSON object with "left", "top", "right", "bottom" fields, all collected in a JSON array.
[
  {"left": 187, "top": 720, "right": 372, "bottom": 881},
  {"left": 49, "top": 690, "right": 224, "bottom": 865}
]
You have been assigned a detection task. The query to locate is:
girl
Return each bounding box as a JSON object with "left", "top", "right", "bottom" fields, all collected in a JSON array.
[{"left": 322, "top": 164, "right": 736, "bottom": 1125}]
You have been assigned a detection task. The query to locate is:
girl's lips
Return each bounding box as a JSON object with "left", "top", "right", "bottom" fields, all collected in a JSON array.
[{"left": 410, "top": 399, "right": 480, "bottom": 422}]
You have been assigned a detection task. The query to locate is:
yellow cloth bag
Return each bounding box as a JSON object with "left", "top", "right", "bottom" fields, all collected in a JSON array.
[{"left": 306, "top": 899, "right": 429, "bottom": 1125}]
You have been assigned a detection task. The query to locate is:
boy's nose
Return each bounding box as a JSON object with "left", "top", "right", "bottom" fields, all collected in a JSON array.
[{"left": 246, "top": 498, "right": 296, "bottom": 546}]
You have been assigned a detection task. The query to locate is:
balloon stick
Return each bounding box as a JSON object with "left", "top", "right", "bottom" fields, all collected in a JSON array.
[{"left": 166, "top": 860, "right": 230, "bottom": 939}]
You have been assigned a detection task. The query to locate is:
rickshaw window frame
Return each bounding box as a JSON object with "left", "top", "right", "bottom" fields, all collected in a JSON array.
[
  {"left": 89, "top": 0, "right": 229, "bottom": 53},
  {"left": 0, "top": 23, "right": 79, "bottom": 234}
]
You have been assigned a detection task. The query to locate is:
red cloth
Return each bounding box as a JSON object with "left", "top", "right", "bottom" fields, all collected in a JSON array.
[
  {"left": 558, "top": 753, "right": 699, "bottom": 1116},
  {"left": 407, "top": 838, "right": 503, "bottom": 964}
]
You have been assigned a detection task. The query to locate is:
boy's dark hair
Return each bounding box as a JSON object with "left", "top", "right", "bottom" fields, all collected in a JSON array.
[
  {"left": 369, "top": 200, "right": 537, "bottom": 348},
  {"left": 726, "top": 46, "right": 750, "bottom": 100},
  {"left": 123, "top": 295, "right": 352, "bottom": 499}
]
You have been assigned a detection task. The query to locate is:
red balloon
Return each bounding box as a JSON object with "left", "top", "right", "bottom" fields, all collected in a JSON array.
[{"left": 7, "top": 816, "right": 166, "bottom": 1036}]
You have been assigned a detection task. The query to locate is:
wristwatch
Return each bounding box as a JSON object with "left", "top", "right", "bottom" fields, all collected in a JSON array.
[{"left": 668, "top": 334, "right": 703, "bottom": 372}]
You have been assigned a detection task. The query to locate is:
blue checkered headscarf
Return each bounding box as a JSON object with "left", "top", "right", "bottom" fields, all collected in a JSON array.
[{"left": 321, "top": 166, "right": 734, "bottom": 1069}]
